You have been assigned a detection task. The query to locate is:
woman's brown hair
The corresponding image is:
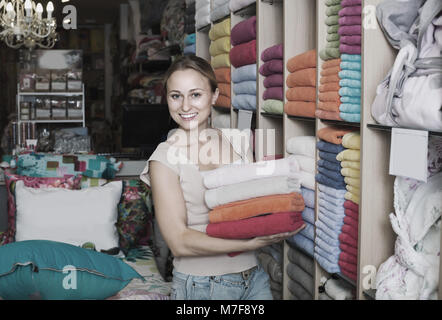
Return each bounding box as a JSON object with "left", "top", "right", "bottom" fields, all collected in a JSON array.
[{"left": 163, "top": 55, "right": 218, "bottom": 93}]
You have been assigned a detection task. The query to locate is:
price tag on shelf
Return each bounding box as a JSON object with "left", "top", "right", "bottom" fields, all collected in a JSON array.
[{"left": 389, "top": 128, "right": 428, "bottom": 182}]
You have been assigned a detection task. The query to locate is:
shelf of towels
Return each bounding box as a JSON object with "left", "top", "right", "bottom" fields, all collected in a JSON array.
[
  {"left": 367, "top": 124, "right": 442, "bottom": 137},
  {"left": 233, "top": 2, "right": 256, "bottom": 16},
  {"left": 321, "top": 119, "right": 360, "bottom": 128}
]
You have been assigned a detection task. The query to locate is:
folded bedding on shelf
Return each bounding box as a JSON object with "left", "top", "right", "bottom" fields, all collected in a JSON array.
[
  {"left": 261, "top": 43, "right": 283, "bottom": 62},
  {"left": 342, "top": 131, "right": 360, "bottom": 149},
  {"left": 288, "top": 233, "right": 315, "bottom": 257},
  {"left": 183, "top": 43, "right": 196, "bottom": 55},
  {"left": 346, "top": 184, "right": 360, "bottom": 196},
  {"left": 232, "top": 94, "right": 256, "bottom": 110},
  {"left": 318, "top": 159, "right": 341, "bottom": 173},
  {"left": 262, "top": 99, "right": 283, "bottom": 115},
  {"left": 344, "top": 199, "right": 359, "bottom": 212},
  {"left": 209, "top": 17, "right": 231, "bottom": 40},
  {"left": 286, "top": 136, "right": 316, "bottom": 158},
  {"left": 299, "top": 171, "right": 316, "bottom": 190},
  {"left": 287, "top": 246, "right": 315, "bottom": 277},
  {"left": 341, "top": 0, "right": 361, "bottom": 5},
  {"left": 320, "top": 74, "right": 341, "bottom": 84},
  {"left": 314, "top": 252, "right": 341, "bottom": 274},
  {"left": 301, "top": 187, "right": 315, "bottom": 209},
  {"left": 209, "top": 36, "right": 231, "bottom": 56},
  {"left": 316, "top": 220, "right": 341, "bottom": 241},
  {"left": 230, "top": 15, "right": 256, "bottom": 46},
  {"left": 232, "top": 63, "right": 256, "bottom": 83},
  {"left": 214, "top": 67, "right": 231, "bottom": 83},
  {"left": 316, "top": 228, "right": 340, "bottom": 248},
  {"left": 195, "top": 3, "right": 211, "bottom": 29},
  {"left": 318, "top": 183, "right": 347, "bottom": 200},
  {"left": 341, "top": 53, "right": 361, "bottom": 62},
  {"left": 340, "top": 96, "right": 360, "bottom": 105},
  {"left": 316, "top": 235, "right": 341, "bottom": 256},
  {"left": 340, "top": 242, "right": 358, "bottom": 257},
  {"left": 344, "top": 176, "right": 360, "bottom": 189},
  {"left": 338, "top": 15, "right": 362, "bottom": 26},
  {"left": 343, "top": 215, "right": 359, "bottom": 230},
  {"left": 204, "top": 175, "right": 301, "bottom": 209},
  {"left": 264, "top": 74, "right": 284, "bottom": 88},
  {"left": 327, "top": 32, "right": 340, "bottom": 41},
  {"left": 263, "top": 87, "right": 283, "bottom": 101},
  {"left": 317, "top": 126, "right": 354, "bottom": 145},
  {"left": 259, "top": 59, "right": 284, "bottom": 76},
  {"left": 338, "top": 260, "right": 357, "bottom": 277},
  {"left": 257, "top": 252, "right": 282, "bottom": 283},
  {"left": 214, "top": 94, "right": 231, "bottom": 108},
  {"left": 327, "top": 24, "right": 339, "bottom": 34},
  {"left": 340, "top": 61, "right": 361, "bottom": 71},
  {"left": 206, "top": 211, "right": 304, "bottom": 239},
  {"left": 341, "top": 167, "right": 360, "bottom": 179},
  {"left": 286, "top": 49, "right": 316, "bottom": 73},
  {"left": 338, "top": 5, "right": 362, "bottom": 17},
  {"left": 337, "top": 149, "right": 360, "bottom": 162},
  {"left": 286, "top": 68, "right": 316, "bottom": 87},
  {"left": 287, "top": 278, "right": 313, "bottom": 300},
  {"left": 211, "top": 53, "right": 231, "bottom": 68},
  {"left": 339, "top": 86, "right": 361, "bottom": 97},
  {"left": 316, "top": 109, "right": 343, "bottom": 121},
  {"left": 326, "top": 3, "right": 342, "bottom": 16},
  {"left": 230, "top": 40, "right": 257, "bottom": 68},
  {"left": 218, "top": 83, "right": 231, "bottom": 98},
  {"left": 208, "top": 192, "right": 305, "bottom": 223},
  {"left": 339, "top": 103, "right": 360, "bottom": 114},
  {"left": 339, "top": 229, "right": 358, "bottom": 245},
  {"left": 302, "top": 207, "right": 315, "bottom": 225},
  {"left": 318, "top": 166, "right": 345, "bottom": 184},
  {"left": 294, "top": 155, "right": 315, "bottom": 174},
  {"left": 318, "top": 150, "right": 340, "bottom": 164},
  {"left": 300, "top": 222, "right": 315, "bottom": 241},
  {"left": 317, "top": 139, "right": 346, "bottom": 153},
  {"left": 233, "top": 80, "right": 256, "bottom": 95},
  {"left": 339, "top": 78, "right": 361, "bottom": 88},
  {"left": 286, "top": 263, "right": 314, "bottom": 295},
  {"left": 210, "top": 1, "right": 230, "bottom": 22},
  {"left": 286, "top": 87, "right": 316, "bottom": 102},
  {"left": 195, "top": 0, "right": 209, "bottom": 10},
  {"left": 319, "top": 47, "right": 341, "bottom": 61},
  {"left": 316, "top": 245, "right": 340, "bottom": 265},
  {"left": 340, "top": 43, "right": 361, "bottom": 55},
  {"left": 345, "top": 208, "right": 359, "bottom": 221},
  {"left": 318, "top": 211, "right": 344, "bottom": 231},
  {"left": 340, "top": 35, "right": 362, "bottom": 46},
  {"left": 228, "top": 0, "right": 256, "bottom": 14},
  {"left": 325, "top": 15, "right": 340, "bottom": 26},
  {"left": 320, "top": 65, "right": 341, "bottom": 77},
  {"left": 318, "top": 197, "right": 346, "bottom": 215},
  {"left": 339, "top": 70, "right": 361, "bottom": 80},
  {"left": 284, "top": 101, "right": 316, "bottom": 118},
  {"left": 319, "top": 83, "right": 340, "bottom": 95},
  {"left": 344, "top": 192, "right": 360, "bottom": 205},
  {"left": 319, "top": 206, "right": 345, "bottom": 223}
]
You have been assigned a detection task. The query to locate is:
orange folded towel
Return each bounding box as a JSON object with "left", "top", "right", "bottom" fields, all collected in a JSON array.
[
  {"left": 218, "top": 83, "right": 231, "bottom": 98},
  {"left": 322, "top": 58, "right": 341, "bottom": 69},
  {"left": 320, "top": 65, "right": 341, "bottom": 77},
  {"left": 214, "top": 67, "right": 231, "bottom": 83},
  {"left": 286, "top": 68, "right": 316, "bottom": 88},
  {"left": 319, "top": 91, "right": 341, "bottom": 103},
  {"left": 317, "top": 126, "right": 355, "bottom": 145},
  {"left": 208, "top": 192, "right": 305, "bottom": 223},
  {"left": 286, "top": 49, "right": 316, "bottom": 73},
  {"left": 215, "top": 94, "right": 231, "bottom": 108},
  {"left": 315, "top": 109, "right": 342, "bottom": 121},
  {"left": 286, "top": 86, "right": 316, "bottom": 102},
  {"left": 320, "top": 74, "right": 341, "bottom": 84},
  {"left": 319, "top": 82, "right": 341, "bottom": 92},
  {"left": 284, "top": 101, "right": 316, "bottom": 118},
  {"left": 318, "top": 101, "right": 340, "bottom": 112}
]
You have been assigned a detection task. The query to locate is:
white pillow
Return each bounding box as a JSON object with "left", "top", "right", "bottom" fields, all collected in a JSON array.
[{"left": 15, "top": 180, "right": 123, "bottom": 252}]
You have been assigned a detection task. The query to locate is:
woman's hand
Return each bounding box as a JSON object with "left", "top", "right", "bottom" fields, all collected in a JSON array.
[{"left": 247, "top": 224, "right": 306, "bottom": 250}]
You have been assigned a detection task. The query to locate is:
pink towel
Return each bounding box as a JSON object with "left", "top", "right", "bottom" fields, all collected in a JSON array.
[
  {"left": 340, "top": 44, "right": 361, "bottom": 55},
  {"left": 338, "top": 16, "right": 362, "bottom": 26},
  {"left": 341, "top": 0, "right": 362, "bottom": 6},
  {"left": 338, "top": 25, "right": 362, "bottom": 36},
  {"left": 344, "top": 216, "right": 359, "bottom": 230},
  {"left": 259, "top": 59, "right": 284, "bottom": 76},
  {"left": 339, "top": 260, "right": 357, "bottom": 276},
  {"left": 342, "top": 224, "right": 358, "bottom": 239},
  {"left": 207, "top": 211, "right": 304, "bottom": 239},
  {"left": 263, "top": 87, "right": 284, "bottom": 101},
  {"left": 263, "top": 74, "right": 284, "bottom": 88},
  {"left": 230, "top": 40, "right": 257, "bottom": 68},
  {"left": 315, "top": 109, "right": 342, "bottom": 121},
  {"left": 261, "top": 44, "right": 283, "bottom": 62},
  {"left": 339, "top": 251, "right": 357, "bottom": 265},
  {"left": 340, "top": 242, "right": 358, "bottom": 257},
  {"left": 339, "top": 6, "right": 362, "bottom": 17},
  {"left": 231, "top": 16, "right": 256, "bottom": 46},
  {"left": 344, "top": 208, "right": 359, "bottom": 222},
  {"left": 344, "top": 200, "right": 359, "bottom": 212},
  {"left": 340, "top": 35, "right": 361, "bottom": 45},
  {"left": 339, "top": 231, "right": 358, "bottom": 248},
  {"left": 340, "top": 265, "right": 357, "bottom": 282}
]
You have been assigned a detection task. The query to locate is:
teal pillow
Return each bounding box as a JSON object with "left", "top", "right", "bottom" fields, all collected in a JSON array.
[{"left": 0, "top": 240, "right": 144, "bottom": 300}]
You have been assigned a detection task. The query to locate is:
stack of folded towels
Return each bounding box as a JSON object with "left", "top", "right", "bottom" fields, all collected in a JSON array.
[
  {"left": 230, "top": 16, "right": 257, "bottom": 111},
  {"left": 338, "top": 0, "right": 361, "bottom": 56},
  {"left": 286, "top": 244, "right": 315, "bottom": 300},
  {"left": 285, "top": 136, "right": 316, "bottom": 258},
  {"left": 195, "top": 0, "right": 211, "bottom": 30},
  {"left": 259, "top": 43, "right": 284, "bottom": 115},
  {"left": 317, "top": 58, "right": 342, "bottom": 120},
  {"left": 314, "top": 126, "right": 355, "bottom": 275},
  {"left": 183, "top": 33, "right": 196, "bottom": 56},
  {"left": 229, "top": 0, "right": 256, "bottom": 12},
  {"left": 211, "top": 0, "right": 230, "bottom": 22},
  {"left": 257, "top": 243, "right": 284, "bottom": 300},
  {"left": 336, "top": 131, "right": 361, "bottom": 281},
  {"left": 209, "top": 18, "right": 232, "bottom": 108},
  {"left": 284, "top": 50, "right": 317, "bottom": 118},
  {"left": 319, "top": 0, "right": 342, "bottom": 61},
  {"left": 203, "top": 157, "right": 305, "bottom": 248},
  {"left": 184, "top": 0, "right": 196, "bottom": 35}
]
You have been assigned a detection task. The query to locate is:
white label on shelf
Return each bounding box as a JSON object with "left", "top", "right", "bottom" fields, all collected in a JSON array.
[
  {"left": 237, "top": 110, "right": 253, "bottom": 131},
  {"left": 36, "top": 83, "right": 50, "bottom": 90},
  {"left": 52, "top": 82, "right": 67, "bottom": 91},
  {"left": 389, "top": 128, "right": 428, "bottom": 182}
]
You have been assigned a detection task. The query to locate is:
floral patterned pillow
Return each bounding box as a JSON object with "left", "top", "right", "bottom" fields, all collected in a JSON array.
[{"left": 2, "top": 171, "right": 82, "bottom": 245}]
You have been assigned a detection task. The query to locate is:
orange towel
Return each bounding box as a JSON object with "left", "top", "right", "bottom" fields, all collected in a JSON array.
[
  {"left": 286, "top": 68, "right": 316, "bottom": 88},
  {"left": 315, "top": 109, "right": 342, "bottom": 121},
  {"left": 209, "top": 193, "right": 305, "bottom": 223},
  {"left": 214, "top": 67, "right": 231, "bottom": 83},
  {"left": 320, "top": 74, "right": 341, "bottom": 84},
  {"left": 319, "top": 91, "right": 341, "bottom": 103},
  {"left": 286, "top": 49, "right": 316, "bottom": 73},
  {"left": 319, "top": 82, "right": 341, "bottom": 92},
  {"left": 318, "top": 101, "right": 340, "bottom": 112},
  {"left": 218, "top": 83, "right": 231, "bottom": 98},
  {"left": 284, "top": 101, "right": 316, "bottom": 118},
  {"left": 286, "top": 87, "right": 316, "bottom": 102},
  {"left": 215, "top": 94, "right": 231, "bottom": 108},
  {"left": 322, "top": 58, "right": 341, "bottom": 69},
  {"left": 320, "top": 65, "right": 341, "bottom": 77},
  {"left": 317, "top": 126, "right": 355, "bottom": 144}
]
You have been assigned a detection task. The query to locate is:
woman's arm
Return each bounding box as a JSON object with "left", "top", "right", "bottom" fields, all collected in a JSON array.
[{"left": 149, "top": 160, "right": 303, "bottom": 257}]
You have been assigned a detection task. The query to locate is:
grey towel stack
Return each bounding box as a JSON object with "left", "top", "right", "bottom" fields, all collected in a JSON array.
[
  {"left": 257, "top": 243, "right": 283, "bottom": 300},
  {"left": 286, "top": 243, "right": 315, "bottom": 300}
]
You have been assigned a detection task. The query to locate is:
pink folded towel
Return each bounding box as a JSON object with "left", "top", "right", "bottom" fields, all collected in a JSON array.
[
  {"left": 344, "top": 200, "right": 359, "bottom": 212},
  {"left": 345, "top": 208, "right": 359, "bottom": 221},
  {"left": 231, "top": 16, "right": 256, "bottom": 46},
  {"left": 259, "top": 59, "right": 284, "bottom": 76},
  {"left": 261, "top": 43, "right": 283, "bottom": 62},
  {"left": 340, "top": 242, "right": 358, "bottom": 257},
  {"left": 344, "top": 216, "right": 359, "bottom": 230},
  {"left": 341, "top": 0, "right": 362, "bottom": 6},
  {"left": 339, "top": 16, "right": 362, "bottom": 26},
  {"left": 230, "top": 40, "right": 257, "bottom": 68},
  {"left": 338, "top": 25, "right": 362, "bottom": 36},
  {"left": 263, "top": 74, "right": 284, "bottom": 88},
  {"left": 342, "top": 224, "right": 358, "bottom": 240},
  {"left": 263, "top": 87, "right": 284, "bottom": 101},
  {"left": 340, "top": 44, "right": 361, "bottom": 55},
  {"left": 339, "top": 251, "right": 357, "bottom": 265},
  {"left": 340, "top": 35, "right": 361, "bottom": 45},
  {"left": 339, "top": 6, "right": 362, "bottom": 17}
]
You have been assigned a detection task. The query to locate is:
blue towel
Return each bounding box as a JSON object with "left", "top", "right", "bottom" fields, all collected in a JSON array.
[
  {"left": 338, "top": 70, "right": 361, "bottom": 80},
  {"left": 341, "top": 54, "right": 361, "bottom": 62},
  {"left": 300, "top": 221, "right": 315, "bottom": 241},
  {"left": 317, "top": 140, "right": 345, "bottom": 154},
  {"left": 232, "top": 94, "right": 256, "bottom": 110},
  {"left": 233, "top": 80, "right": 257, "bottom": 95},
  {"left": 317, "top": 166, "right": 345, "bottom": 183},
  {"left": 340, "top": 112, "right": 361, "bottom": 123},
  {"left": 315, "top": 173, "right": 347, "bottom": 189},
  {"left": 314, "top": 252, "right": 341, "bottom": 274},
  {"left": 319, "top": 190, "right": 346, "bottom": 207},
  {"left": 288, "top": 234, "right": 314, "bottom": 258},
  {"left": 339, "top": 78, "right": 361, "bottom": 88},
  {"left": 339, "top": 87, "right": 361, "bottom": 97},
  {"left": 184, "top": 33, "right": 196, "bottom": 45},
  {"left": 315, "top": 245, "right": 340, "bottom": 264},
  {"left": 316, "top": 219, "right": 341, "bottom": 241},
  {"left": 318, "top": 210, "right": 344, "bottom": 230},
  {"left": 340, "top": 61, "right": 361, "bottom": 71},
  {"left": 301, "top": 187, "right": 315, "bottom": 209},
  {"left": 319, "top": 206, "right": 346, "bottom": 224},
  {"left": 318, "top": 183, "right": 347, "bottom": 198},
  {"left": 339, "top": 103, "right": 360, "bottom": 113},
  {"left": 340, "top": 96, "right": 361, "bottom": 104},
  {"left": 316, "top": 236, "right": 341, "bottom": 256},
  {"left": 318, "top": 198, "right": 346, "bottom": 215},
  {"left": 232, "top": 64, "right": 257, "bottom": 83},
  {"left": 319, "top": 150, "right": 340, "bottom": 164},
  {"left": 318, "top": 159, "right": 341, "bottom": 172},
  {"left": 183, "top": 43, "right": 196, "bottom": 55},
  {"left": 316, "top": 228, "right": 340, "bottom": 247},
  {"left": 302, "top": 207, "right": 315, "bottom": 225}
]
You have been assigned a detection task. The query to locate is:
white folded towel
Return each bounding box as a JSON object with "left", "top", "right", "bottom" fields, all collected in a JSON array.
[
  {"left": 211, "top": 2, "right": 231, "bottom": 22},
  {"left": 286, "top": 136, "right": 316, "bottom": 158},
  {"left": 294, "top": 155, "right": 315, "bottom": 174},
  {"left": 299, "top": 170, "right": 315, "bottom": 190},
  {"left": 195, "top": 2, "right": 211, "bottom": 29}
]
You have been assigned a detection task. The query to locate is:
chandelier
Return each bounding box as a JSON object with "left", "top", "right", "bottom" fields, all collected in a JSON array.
[{"left": 0, "top": 0, "right": 57, "bottom": 49}]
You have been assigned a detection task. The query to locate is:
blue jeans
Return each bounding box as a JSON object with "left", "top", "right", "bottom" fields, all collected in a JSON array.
[{"left": 170, "top": 265, "right": 273, "bottom": 300}]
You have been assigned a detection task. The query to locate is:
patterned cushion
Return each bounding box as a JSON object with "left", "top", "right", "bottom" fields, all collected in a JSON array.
[{"left": 2, "top": 171, "right": 82, "bottom": 245}]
